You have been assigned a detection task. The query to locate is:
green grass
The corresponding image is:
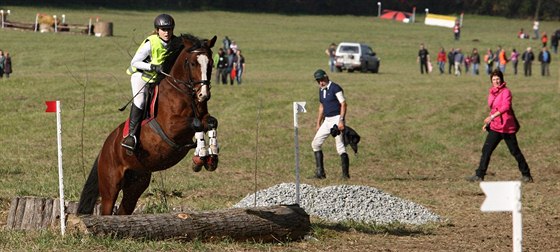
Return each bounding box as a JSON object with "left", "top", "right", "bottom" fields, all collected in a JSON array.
[{"left": 0, "top": 6, "right": 559, "bottom": 251}]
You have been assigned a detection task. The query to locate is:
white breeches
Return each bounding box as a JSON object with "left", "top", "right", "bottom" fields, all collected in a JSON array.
[
  {"left": 311, "top": 115, "right": 346, "bottom": 155},
  {"left": 131, "top": 72, "right": 147, "bottom": 108}
]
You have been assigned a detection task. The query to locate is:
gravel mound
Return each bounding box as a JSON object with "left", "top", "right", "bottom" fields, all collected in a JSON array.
[{"left": 233, "top": 183, "right": 441, "bottom": 225}]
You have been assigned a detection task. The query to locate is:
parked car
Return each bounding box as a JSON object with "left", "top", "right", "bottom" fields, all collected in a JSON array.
[{"left": 334, "top": 42, "right": 380, "bottom": 73}]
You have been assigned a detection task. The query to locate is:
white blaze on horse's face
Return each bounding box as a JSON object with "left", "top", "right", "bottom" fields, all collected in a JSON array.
[{"left": 197, "top": 54, "right": 209, "bottom": 102}]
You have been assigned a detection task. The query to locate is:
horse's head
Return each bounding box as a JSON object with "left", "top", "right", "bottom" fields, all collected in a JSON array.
[{"left": 167, "top": 34, "right": 217, "bottom": 103}]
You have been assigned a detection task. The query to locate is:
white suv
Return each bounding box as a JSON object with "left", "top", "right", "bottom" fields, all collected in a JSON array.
[{"left": 335, "top": 42, "right": 380, "bottom": 73}]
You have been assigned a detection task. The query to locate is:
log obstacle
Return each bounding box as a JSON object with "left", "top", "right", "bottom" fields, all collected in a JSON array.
[
  {"left": 6, "top": 197, "right": 311, "bottom": 242},
  {"left": 67, "top": 204, "right": 310, "bottom": 242},
  {"left": 5, "top": 196, "right": 105, "bottom": 230}
]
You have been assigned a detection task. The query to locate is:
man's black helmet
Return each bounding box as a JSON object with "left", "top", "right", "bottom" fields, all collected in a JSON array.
[{"left": 154, "top": 14, "right": 175, "bottom": 29}]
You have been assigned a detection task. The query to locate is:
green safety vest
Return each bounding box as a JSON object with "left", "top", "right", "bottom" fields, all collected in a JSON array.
[{"left": 126, "top": 34, "right": 170, "bottom": 83}]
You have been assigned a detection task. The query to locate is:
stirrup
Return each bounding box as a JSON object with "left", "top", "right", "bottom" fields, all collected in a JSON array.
[{"left": 121, "top": 135, "right": 137, "bottom": 151}]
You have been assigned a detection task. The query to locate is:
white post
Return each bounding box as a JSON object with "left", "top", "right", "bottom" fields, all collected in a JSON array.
[
  {"left": 512, "top": 183, "right": 522, "bottom": 252},
  {"left": 1, "top": 10, "right": 4, "bottom": 29},
  {"left": 88, "top": 18, "right": 92, "bottom": 36},
  {"left": 377, "top": 2, "right": 381, "bottom": 17},
  {"left": 53, "top": 15, "right": 57, "bottom": 32},
  {"left": 293, "top": 102, "right": 306, "bottom": 205},
  {"left": 425, "top": 8, "right": 429, "bottom": 17},
  {"left": 55, "top": 101, "right": 66, "bottom": 236},
  {"left": 412, "top": 7, "right": 416, "bottom": 23},
  {"left": 460, "top": 12, "right": 464, "bottom": 27},
  {"left": 34, "top": 13, "right": 39, "bottom": 32},
  {"left": 62, "top": 14, "right": 65, "bottom": 24}
]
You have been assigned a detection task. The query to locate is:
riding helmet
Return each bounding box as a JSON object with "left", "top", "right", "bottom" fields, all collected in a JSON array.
[
  {"left": 314, "top": 69, "right": 328, "bottom": 80},
  {"left": 154, "top": 14, "right": 175, "bottom": 29}
]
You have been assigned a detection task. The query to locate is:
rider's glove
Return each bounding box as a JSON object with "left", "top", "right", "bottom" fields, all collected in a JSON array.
[{"left": 150, "top": 64, "right": 163, "bottom": 73}]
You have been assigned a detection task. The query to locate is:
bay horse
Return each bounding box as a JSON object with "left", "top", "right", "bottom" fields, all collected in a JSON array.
[{"left": 77, "top": 34, "right": 219, "bottom": 215}]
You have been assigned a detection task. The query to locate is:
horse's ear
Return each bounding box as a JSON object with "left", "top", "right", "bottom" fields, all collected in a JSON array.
[{"left": 208, "top": 36, "right": 217, "bottom": 48}]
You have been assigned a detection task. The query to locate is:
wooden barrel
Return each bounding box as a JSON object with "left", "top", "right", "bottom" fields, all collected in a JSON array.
[{"left": 93, "top": 22, "right": 113, "bottom": 37}]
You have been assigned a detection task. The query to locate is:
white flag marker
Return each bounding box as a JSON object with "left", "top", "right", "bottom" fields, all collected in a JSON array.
[
  {"left": 293, "top": 102, "right": 306, "bottom": 205},
  {"left": 480, "top": 181, "right": 522, "bottom": 252}
]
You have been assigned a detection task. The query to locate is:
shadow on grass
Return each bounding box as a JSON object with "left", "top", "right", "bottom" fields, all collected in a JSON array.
[
  {"left": 381, "top": 175, "right": 437, "bottom": 181},
  {"left": 312, "top": 220, "right": 438, "bottom": 237}
]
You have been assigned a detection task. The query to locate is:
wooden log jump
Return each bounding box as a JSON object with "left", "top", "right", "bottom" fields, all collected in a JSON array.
[
  {"left": 6, "top": 197, "right": 311, "bottom": 243},
  {"left": 68, "top": 204, "right": 310, "bottom": 242},
  {"left": 6, "top": 196, "right": 106, "bottom": 230}
]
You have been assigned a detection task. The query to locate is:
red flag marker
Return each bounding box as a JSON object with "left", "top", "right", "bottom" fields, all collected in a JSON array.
[{"left": 45, "top": 101, "right": 57, "bottom": 112}]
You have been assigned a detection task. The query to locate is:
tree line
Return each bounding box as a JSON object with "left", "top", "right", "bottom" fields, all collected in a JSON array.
[{"left": 3, "top": 0, "right": 559, "bottom": 20}]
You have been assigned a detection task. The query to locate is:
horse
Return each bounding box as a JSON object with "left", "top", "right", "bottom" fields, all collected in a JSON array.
[{"left": 77, "top": 34, "right": 219, "bottom": 215}]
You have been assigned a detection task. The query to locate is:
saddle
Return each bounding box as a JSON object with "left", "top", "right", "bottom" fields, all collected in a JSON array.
[{"left": 122, "top": 84, "right": 159, "bottom": 137}]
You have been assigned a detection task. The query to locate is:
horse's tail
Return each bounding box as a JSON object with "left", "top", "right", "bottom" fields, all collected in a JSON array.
[{"left": 77, "top": 156, "right": 100, "bottom": 215}]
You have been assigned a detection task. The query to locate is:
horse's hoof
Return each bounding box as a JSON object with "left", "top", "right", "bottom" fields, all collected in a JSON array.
[
  {"left": 205, "top": 155, "right": 218, "bottom": 171},
  {"left": 192, "top": 156, "right": 205, "bottom": 172}
]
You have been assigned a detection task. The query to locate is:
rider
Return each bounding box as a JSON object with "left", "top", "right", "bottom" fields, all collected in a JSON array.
[{"left": 122, "top": 14, "right": 181, "bottom": 151}]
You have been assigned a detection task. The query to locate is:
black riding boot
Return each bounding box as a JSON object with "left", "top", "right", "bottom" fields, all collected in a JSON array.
[
  {"left": 121, "top": 105, "right": 143, "bottom": 151},
  {"left": 313, "top": 151, "right": 326, "bottom": 179},
  {"left": 341, "top": 153, "right": 350, "bottom": 179}
]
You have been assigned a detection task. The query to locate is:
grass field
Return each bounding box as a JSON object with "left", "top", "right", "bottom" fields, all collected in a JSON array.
[{"left": 0, "top": 6, "right": 559, "bottom": 251}]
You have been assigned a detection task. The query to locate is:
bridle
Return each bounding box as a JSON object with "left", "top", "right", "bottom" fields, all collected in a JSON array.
[{"left": 160, "top": 45, "right": 211, "bottom": 98}]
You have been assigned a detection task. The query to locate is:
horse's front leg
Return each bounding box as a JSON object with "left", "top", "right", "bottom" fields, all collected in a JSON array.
[
  {"left": 205, "top": 115, "right": 219, "bottom": 171},
  {"left": 191, "top": 115, "right": 219, "bottom": 172}
]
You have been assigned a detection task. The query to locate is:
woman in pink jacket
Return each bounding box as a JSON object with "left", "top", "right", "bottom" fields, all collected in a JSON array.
[{"left": 467, "top": 69, "right": 533, "bottom": 182}]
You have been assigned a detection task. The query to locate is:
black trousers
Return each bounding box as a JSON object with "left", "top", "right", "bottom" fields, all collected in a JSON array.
[
  {"left": 476, "top": 129, "right": 531, "bottom": 178},
  {"left": 420, "top": 61, "right": 428, "bottom": 74}
]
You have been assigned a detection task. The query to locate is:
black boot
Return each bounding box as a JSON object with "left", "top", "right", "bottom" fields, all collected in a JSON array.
[
  {"left": 121, "top": 105, "right": 143, "bottom": 151},
  {"left": 313, "top": 151, "right": 326, "bottom": 179},
  {"left": 341, "top": 153, "right": 350, "bottom": 179}
]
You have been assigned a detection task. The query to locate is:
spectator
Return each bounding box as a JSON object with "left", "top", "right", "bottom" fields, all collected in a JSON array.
[
  {"left": 464, "top": 52, "right": 471, "bottom": 73},
  {"left": 510, "top": 48, "right": 519, "bottom": 75},
  {"left": 0, "top": 49, "right": 4, "bottom": 78},
  {"left": 222, "top": 36, "right": 231, "bottom": 51},
  {"left": 215, "top": 48, "right": 227, "bottom": 84},
  {"left": 325, "top": 42, "right": 337, "bottom": 72},
  {"left": 454, "top": 48, "right": 464, "bottom": 76},
  {"left": 417, "top": 43, "right": 429, "bottom": 74},
  {"left": 229, "top": 40, "right": 238, "bottom": 53},
  {"left": 533, "top": 20, "right": 539, "bottom": 39},
  {"left": 541, "top": 32, "right": 548, "bottom": 47},
  {"left": 233, "top": 49, "right": 245, "bottom": 84},
  {"left": 498, "top": 46, "right": 508, "bottom": 73},
  {"left": 522, "top": 47, "right": 534, "bottom": 76},
  {"left": 3, "top": 52, "right": 11, "bottom": 78},
  {"left": 518, "top": 28, "right": 529, "bottom": 39},
  {"left": 466, "top": 69, "right": 533, "bottom": 183},
  {"left": 538, "top": 46, "right": 551, "bottom": 76},
  {"left": 471, "top": 48, "right": 481, "bottom": 75},
  {"left": 453, "top": 21, "right": 461, "bottom": 40},
  {"left": 551, "top": 32, "right": 558, "bottom": 54},
  {"left": 311, "top": 69, "right": 350, "bottom": 179},
  {"left": 447, "top": 48, "right": 455, "bottom": 74},
  {"left": 225, "top": 48, "right": 235, "bottom": 85},
  {"left": 493, "top": 46, "right": 501, "bottom": 71},
  {"left": 484, "top": 49, "right": 494, "bottom": 75},
  {"left": 437, "top": 47, "right": 446, "bottom": 74}
]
